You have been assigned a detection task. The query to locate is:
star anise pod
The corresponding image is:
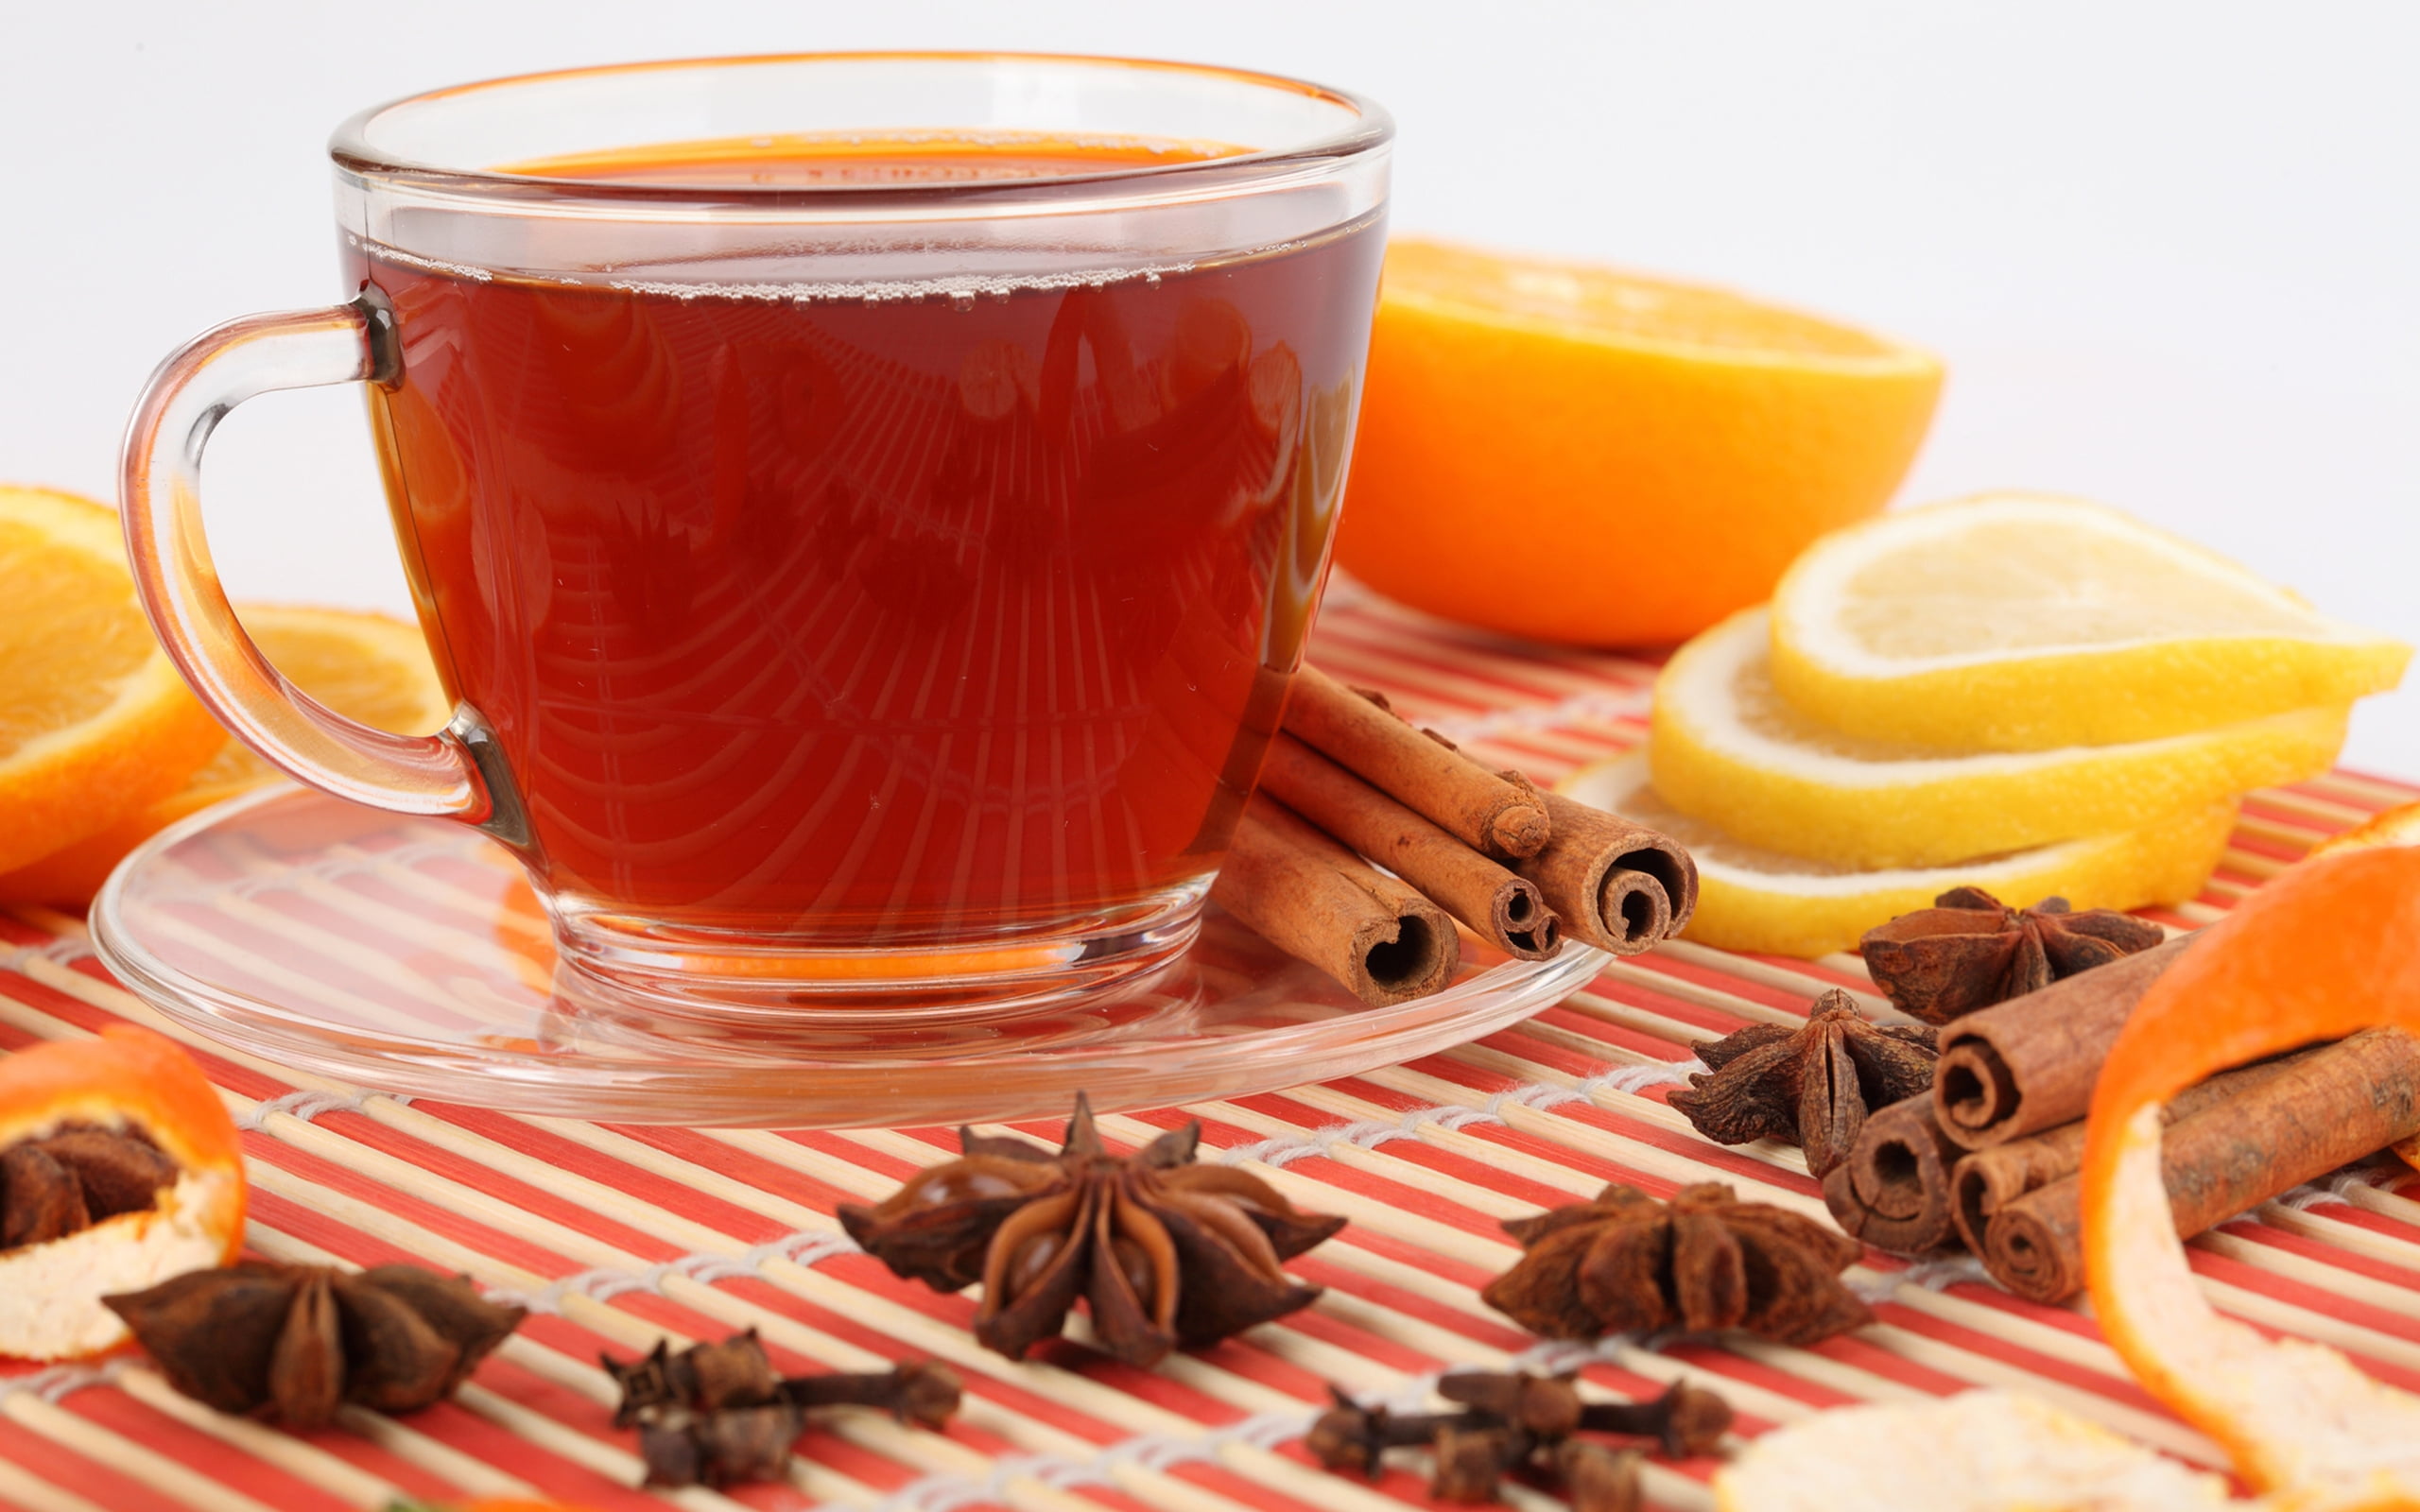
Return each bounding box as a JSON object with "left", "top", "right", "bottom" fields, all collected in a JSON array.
[
  {"left": 1666, "top": 988, "right": 1939, "bottom": 1177},
  {"left": 1859, "top": 885, "right": 2166, "bottom": 1023},
  {"left": 837, "top": 1093, "right": 1346, "bottom": 1367},
  {"left": 104, "top": 1261, "right": 525, "bottom": 1428},
  {"left": 1482, "top": 1182, "right": 1871, "bottom": 1347}
]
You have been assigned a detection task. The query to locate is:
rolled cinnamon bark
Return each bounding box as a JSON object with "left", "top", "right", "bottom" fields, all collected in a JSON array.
[
  {"left": 1255, "top": 733, "right": 1562, "bottom": 960},
  {"left": 1210, "top": 793, "right": 1461, "bottom": 1006},
  {"left": 1979, "top": 1028, "right": 2420, "bottom": 1302},
  {"left": 1946, "top": 1052, "right": 2314, "bottom": 1255},
  {"left": 1932, "top": 936, "right": 2192, "bottom": 1151},
  {"left": 1282, "top": 665, "right": 1552, "bottom": 860},
  {"left": 1512, "top": 790, "right": 1700, "bottom": 956},
  {"left": 1820, "top": 1098, "right": 1966, "bottom": 1254}
]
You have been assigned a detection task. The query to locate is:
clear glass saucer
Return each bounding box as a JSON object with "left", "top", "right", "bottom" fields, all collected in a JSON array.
[{"left": 90, "top": 787, "right": 1605, "bottom": 1127}]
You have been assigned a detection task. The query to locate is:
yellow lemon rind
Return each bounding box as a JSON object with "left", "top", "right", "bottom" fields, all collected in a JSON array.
[
  {"left": 1651, "top": 609, "right": 2345, "bottom": 870},
  {"left": 1562, "top": 752, "right": 2231, "bottom": 958},
  {"left": 1768, "top": 493, "right": 2411, "bottom": 751}
]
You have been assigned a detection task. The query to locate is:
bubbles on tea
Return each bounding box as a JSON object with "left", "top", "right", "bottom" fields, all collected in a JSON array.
[{"left": 600, "top": 262, "right": 1202, "bottom": 307}]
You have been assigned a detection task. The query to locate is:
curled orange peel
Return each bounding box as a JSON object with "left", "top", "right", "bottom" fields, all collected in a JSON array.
[{"left": 2082, "top": 839, "right": 2420, "bottom": 1508}]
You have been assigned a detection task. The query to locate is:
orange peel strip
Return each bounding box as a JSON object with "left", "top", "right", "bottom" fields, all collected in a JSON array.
[{"left": 2082, "top": 840, "right": 2420, "bottom": 1507}]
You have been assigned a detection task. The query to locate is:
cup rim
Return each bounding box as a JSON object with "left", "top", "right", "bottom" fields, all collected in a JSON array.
[{"left": 329, "top": 50, "right": 1393, "bottom": 208}]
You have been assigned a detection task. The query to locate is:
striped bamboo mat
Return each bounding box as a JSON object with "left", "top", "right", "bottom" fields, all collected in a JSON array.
[{"left": 6, "top": 585, "right": 2419, "bottom": 1512}]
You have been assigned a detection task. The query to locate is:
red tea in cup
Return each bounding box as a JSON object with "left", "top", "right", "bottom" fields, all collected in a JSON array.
[
  {"left": 364, "top": 140, "right": 1380, "bottom": 941},
  {"left": 122, "top": 58, "right": 1392, "bottom": 1012}
]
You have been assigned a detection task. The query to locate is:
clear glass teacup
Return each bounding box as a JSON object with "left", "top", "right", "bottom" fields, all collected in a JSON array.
[{"left": 120, "top": 53, "right": 1392, "bottom": 1017}]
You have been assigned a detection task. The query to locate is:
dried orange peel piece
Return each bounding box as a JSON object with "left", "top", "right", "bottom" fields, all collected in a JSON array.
[
  {"left": 2083, "top": 840, "right": 2420, "bottom": 1507},
  {"left": 0, "top": 1025, "right": 244, "bottom": 1359}
]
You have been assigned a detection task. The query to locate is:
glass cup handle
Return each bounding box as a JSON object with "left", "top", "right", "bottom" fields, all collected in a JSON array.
[{"left": 119, "top": 291, "right": 524, "bottom": 842}]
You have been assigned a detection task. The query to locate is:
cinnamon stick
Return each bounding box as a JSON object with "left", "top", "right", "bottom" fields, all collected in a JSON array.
[
  {"left": 1979, "top": 1029, "right": 2420, "bottom": 1302},
  {"left": 1255, "top": 732, "right": 1562, "bottom": 960},
  {"left": 1282, "top": 665, "right": 1551, "bottom": 860},
  {"left": 1945, "top": 1052, "right": 2315, "bottom": 1255},
  {"left": 1512, "top": 791, "right": 1699, "bottom": 956},
  {"left": 1210, "top": 793, "right": 1460, "bottom": 1006},
  {"left": 1931, "top": 936, "right": 2191, "bottom": 1151},
  {"left": 1819, "top": 1098, "right": 1965, "bottom": 1254}
]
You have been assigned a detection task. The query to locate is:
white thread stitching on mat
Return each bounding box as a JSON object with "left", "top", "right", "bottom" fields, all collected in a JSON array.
[
  {"left": 1852, "top": 1253, "right": 1991, "bottom": 1301},
  {"left": 2278, "top": 1162, "right": 2405, "bottom": 1210},
  {"left": 0, "top": 936, "right": 97, "bottom": 972},
  {"left": 237, "top": 1088, "right": 413, "bottom": 1130},
  {"left": 1, "top": 1359, "right": 130, "bottom": 1403},
  {"left": 1424, "top": 687, "right": 1654, "bottom": 747},
  {"left": 1219, "top": 1058, "right": 1707, "bottom": 1168},
  {"left": 495, "top": 1228, "right": 864, "bottom": 1314}
]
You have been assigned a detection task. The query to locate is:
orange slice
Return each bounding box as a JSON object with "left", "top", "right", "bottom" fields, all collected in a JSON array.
[
  {"left": 0, "top": 606, "right": 449, "bottom": 904},
  {"left": 0, "top": 486, "right": 223, "bottom": 874},
  {"left": 1336, "top": 238, "right": 1943, "bottom": 645},
  {"left": 2082, "top": 839, "right": 2420, "bottom": 1503}
]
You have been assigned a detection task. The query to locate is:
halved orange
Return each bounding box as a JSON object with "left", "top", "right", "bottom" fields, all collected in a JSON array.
[
  {"left": 0, "top": 606, "right": 450, "bottom": 904},
  {"left": 1337, "top": 239, "right": 1944, "bottom": 645},
  {"left": 0, "top": 486, "right": 223, "bottom": 874}
]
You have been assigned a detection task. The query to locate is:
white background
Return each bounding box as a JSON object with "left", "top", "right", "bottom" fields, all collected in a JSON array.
[{"left": 5, "top": 3, "right": 2415, "bottom": 771}]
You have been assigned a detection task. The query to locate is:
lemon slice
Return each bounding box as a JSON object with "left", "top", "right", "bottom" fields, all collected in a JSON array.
[
  {"left": 1713, "top": 1391, "right": 2233, "bottom": 1510},
  {"left": 1770, "top": 493, "right": 2410, "bottom": 749},
  {"left": 1563, "top": 753, "right": 2229, "bottom": 957},
  {"left": 1651, "top": 609, "right": 2342, "bottom": 869},
  {"left": 0, "top": 605, "right": 451, "bottom": 904},
  {"left": 0, "top": 486, "right": 224, "bottom": 873}
]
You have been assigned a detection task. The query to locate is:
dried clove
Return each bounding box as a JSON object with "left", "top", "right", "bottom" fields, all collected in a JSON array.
[
  {"left": 603, "top": 1330, "right": 782, "bottom": 1425},
  {"left": 1436, "top": 1368, "right": 1585, "bottom": 1437},
  {"left": 1556, "top": 1439, "right": 1645, "bottom": 1512},
  {"left": 783, "top": 1358, "right": 963, "bottom": 1431},
  {"left": 606, "top": 1331, "right": 963, "bottom": 1489},
  {"left": 640, "top": 1401, "right": 804, "bottom": 1489},
  {"left": 1306, "top": 1371, "right": 1728, "bottom": 1504},
  {"left": 1430, "top": 1421, "right": 1524, "bottom": 1501},
  {"left": 1581, "top": 1382, "right": 1735, "bottom": 1460},
  {"left": 1307, "top": 1387, "right": 1467, "bottom": 1477}
]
